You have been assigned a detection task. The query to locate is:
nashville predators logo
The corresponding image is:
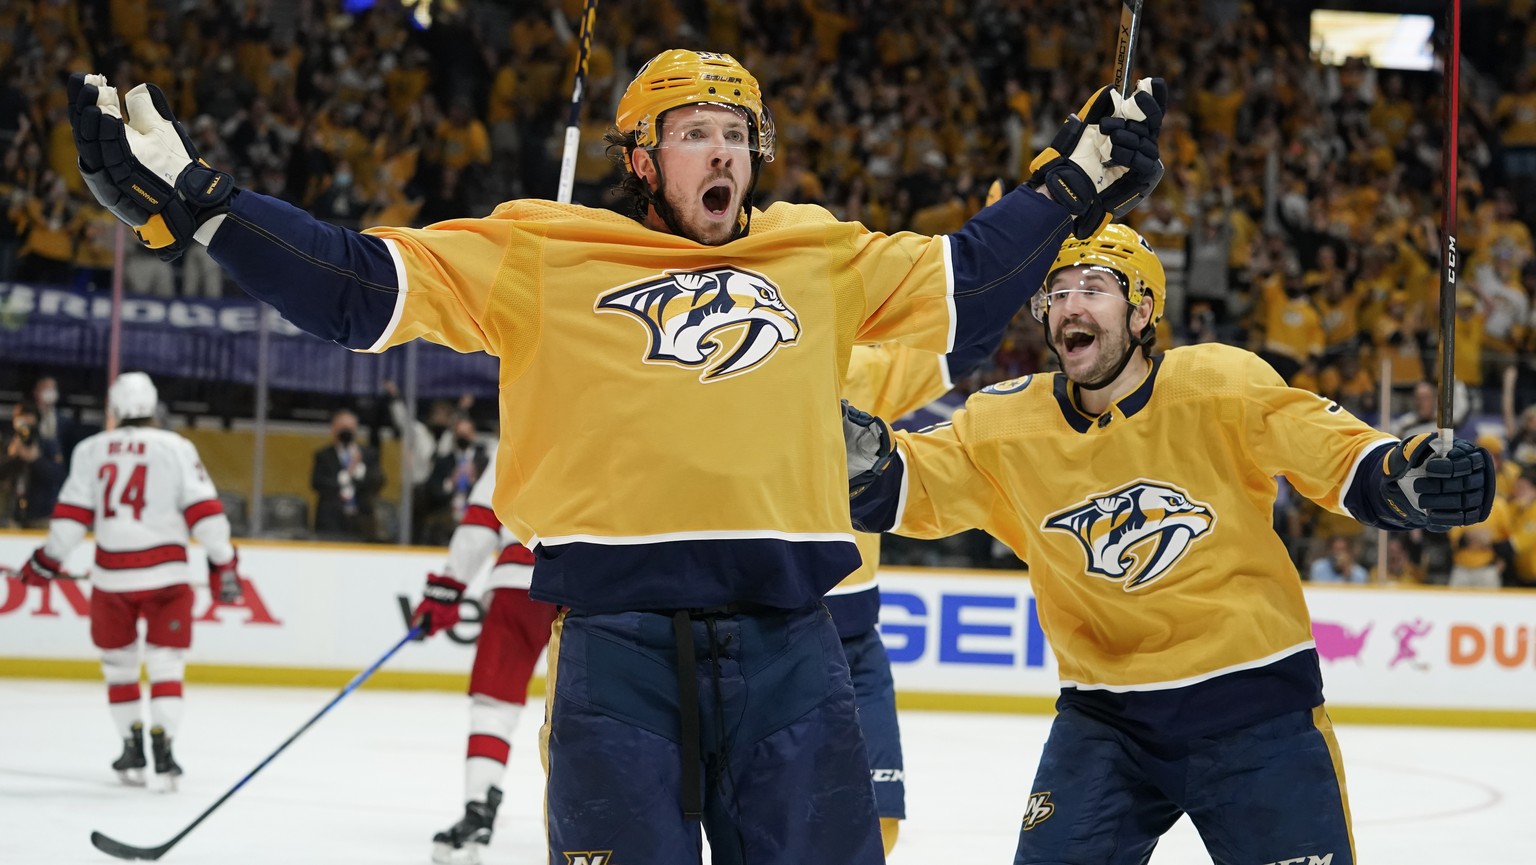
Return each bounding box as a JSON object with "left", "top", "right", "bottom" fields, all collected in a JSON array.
[
  {"left": 597, "top": 266, "right": 800, "bottom": 382},
  {"left": 1021, "top": 791, "right": 1055, "bottom": 831},
  {"left": 1043, "top": 480, "right": 1215, "bottom": 590}
]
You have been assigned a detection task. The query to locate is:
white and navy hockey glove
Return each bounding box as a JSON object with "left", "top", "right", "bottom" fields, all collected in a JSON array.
[
  {"left": 1380, "top": 434, "right": 1495, "bottom": 532},
  {"left": 68, "top": 73, "right": 236, "bottom": 261},
  {"left": 844, "top": 400, "right": 895, "bottom": 499},
  {"left": 1029, "top": 77, "right": 1166, "bottom": 239}
]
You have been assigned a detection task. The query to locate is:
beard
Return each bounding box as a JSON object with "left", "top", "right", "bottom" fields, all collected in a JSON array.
[
  {"left": 660, "top": 177, "right": 740, "bottom": 246},
  {"left": 1054, "top": 318, "right": 1134, "bottom": 390}
]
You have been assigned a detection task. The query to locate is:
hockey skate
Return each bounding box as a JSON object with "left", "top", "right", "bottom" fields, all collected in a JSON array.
[
  {"left": 112, "top": 722, "right": 147, "bottom": 786},
  {"left": 149, "top": 726, "right": 182, "bottom": 793},
  {"left": 430, "top": 787, "right": 502, "bottom": 865}
]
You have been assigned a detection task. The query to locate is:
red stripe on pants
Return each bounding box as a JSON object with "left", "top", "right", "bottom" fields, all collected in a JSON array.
[
  {"left": 467, "top": 734, "right": 510, "bottom": 764},
  {"left": 150, "top": 681, "right": 184, "bottom": 699},
  {"left": 108, "top": 683, "right": 141, "bottom": 703}
]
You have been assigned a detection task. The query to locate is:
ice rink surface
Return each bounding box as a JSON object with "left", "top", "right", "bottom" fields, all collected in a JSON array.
[{"left": 3, "top": 679, "right": 1535, "bottom": 864}]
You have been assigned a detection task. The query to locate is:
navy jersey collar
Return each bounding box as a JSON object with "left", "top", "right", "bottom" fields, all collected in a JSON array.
[{"left": 1053, "top": 355, "right": 1164, "bottom": 433}]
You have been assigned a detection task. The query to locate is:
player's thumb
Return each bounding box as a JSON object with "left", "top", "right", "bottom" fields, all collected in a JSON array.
[{"left": 123, "top": 84, "right": 174, "bottom": 136}]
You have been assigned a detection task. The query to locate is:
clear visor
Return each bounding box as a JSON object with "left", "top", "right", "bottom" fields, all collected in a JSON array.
[
  {"left": 1030, "top": 265, "right": 1131, "bottom": 322},
  {"left": 654, "top": 104, "right": 769, "bottom": 157}
]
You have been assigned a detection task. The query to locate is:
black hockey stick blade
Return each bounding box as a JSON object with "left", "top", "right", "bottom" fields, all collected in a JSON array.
[{"left": 91, "top": 830, "right": 174, "bottom": 861}]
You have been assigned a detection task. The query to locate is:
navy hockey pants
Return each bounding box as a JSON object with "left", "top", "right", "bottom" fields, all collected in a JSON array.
[
  {"left": 542, "top": 604, "right": 884, "bottom": 865},
  {"left": 1014, "top": 704, "right": 1355, "bottom": 865},
  {"left": 842, "top": 626, "right": 905, "bottom": 819}
]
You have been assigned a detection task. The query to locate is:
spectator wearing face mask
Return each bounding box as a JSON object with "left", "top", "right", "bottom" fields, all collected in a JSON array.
[
  {"left": 29, "top": 375, "right": 76, "bottom": 455},
  {"left": 311, "top": 409, "right": 384, "bottom": 542},
  {"left": 0, "top": 400, "right": 66, "bottom": 528},
  {"left": 421, "top": 418, "right": 488, "bottom": 546}
]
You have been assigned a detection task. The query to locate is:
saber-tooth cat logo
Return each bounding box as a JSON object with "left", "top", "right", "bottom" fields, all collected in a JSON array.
[
  {"left": 1020, "top": 791, "right": 1055, "bottom": 831},
  {"left": 597, "top": 267, "right": 800, "bottom": 382},
  {"left": 1043, "top": 480, "right": 1215, "bottom": 590}
]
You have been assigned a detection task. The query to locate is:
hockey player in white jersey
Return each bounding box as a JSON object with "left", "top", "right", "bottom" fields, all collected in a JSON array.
[
  {"left": 410, "top": 449, "right": 557, "bottom": 865},
  {"left": 21, "top": 372, "right": 244, "bottom": 791}
]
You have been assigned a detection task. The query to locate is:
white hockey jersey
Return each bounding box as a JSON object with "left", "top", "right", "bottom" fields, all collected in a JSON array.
[
  {"left": 44, "top": 425, "right": 235, "bottom": 593},
  {"left": 440, "top": 451, "right": 534, "bottom": 592}
]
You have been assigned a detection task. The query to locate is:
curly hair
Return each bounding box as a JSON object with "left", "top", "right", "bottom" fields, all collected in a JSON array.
[{"left": 604, "top": 128, "right": 650, "bottom": 221}]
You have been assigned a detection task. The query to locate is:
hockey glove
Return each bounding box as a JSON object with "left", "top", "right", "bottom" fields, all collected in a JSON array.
[
  {"left": 1029, "top": 77, "right": 1167, "bottom": 239},
  {"left": 20, "top": 547, "right": 63, "bottom": 587},
  {"left": 844, "top": 400, "right": 895, "bottom": 498},
  {"left": 68, "top": 73, "right": 236, "bottom": 262},
  {"left": 1380, "top": 434, "right": 1495, "bottom": 532},
  {"left": 413, "top": 573, "right": 467, "bottom": 638},
  {"left": 208, "top": 550, "right": 244, "bottom": 604}
]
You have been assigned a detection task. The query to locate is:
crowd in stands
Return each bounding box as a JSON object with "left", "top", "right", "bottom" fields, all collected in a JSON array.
[{"left": 2, "top": 0, "right": 1536, "bottom": 584}]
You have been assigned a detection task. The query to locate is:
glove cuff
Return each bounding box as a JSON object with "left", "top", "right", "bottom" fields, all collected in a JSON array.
[
  {"left": 177, "top": 163, "right": 237, "bottom": 227},
  {"left": 423, "top": 573, "right": 467, "bottom": 603},
  {"left": 31, "top": 548, "right": 63, "bottom": 574}
]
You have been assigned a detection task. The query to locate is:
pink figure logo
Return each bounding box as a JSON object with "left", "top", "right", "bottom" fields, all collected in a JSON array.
[
  {"left": 1312, "top": 621, "right": 1372, "bottom": 662},
  {"left": 1390, "top": 619, "right": 1432, "bottom": 669}
]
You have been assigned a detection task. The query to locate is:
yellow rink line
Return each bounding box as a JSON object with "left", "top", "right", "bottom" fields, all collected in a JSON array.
[{"left": 6, "top": 658, "right": 1536, "bottom": 729}]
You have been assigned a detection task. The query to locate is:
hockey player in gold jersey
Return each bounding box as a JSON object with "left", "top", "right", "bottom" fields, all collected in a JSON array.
[
  {"left": 846, "top": 225, "right": 1495, "bottom": 865},
  {"left": 68, "top": 49, "right": 1167, "bottom": 864}
]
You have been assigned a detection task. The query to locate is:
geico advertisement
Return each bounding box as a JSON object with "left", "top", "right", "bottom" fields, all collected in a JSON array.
[
  {"left": 876, "top": 571, "right": 1060, "bottom": 697},
  {"left": 5, "top": 533, "right": 1536, "bottom": 713}
]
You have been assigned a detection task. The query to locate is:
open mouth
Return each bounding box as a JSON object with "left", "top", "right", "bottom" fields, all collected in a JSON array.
[
  {"left": 1061, "top": 327, "right": 1096, "bottom": 356},
  {"left": 702, "top": 184, "right": 732, "bottom": 216}
]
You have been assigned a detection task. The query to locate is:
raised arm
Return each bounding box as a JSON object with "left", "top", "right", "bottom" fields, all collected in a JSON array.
[{"left": 67, "top": 73, "right": 506, "bottom": 355}]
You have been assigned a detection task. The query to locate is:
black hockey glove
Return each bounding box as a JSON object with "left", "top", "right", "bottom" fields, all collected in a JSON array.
[
  {"left": 1029, "top": 78, "right": 1167, "bottom": 239},
  {"left": 68, "top": 73, "right": 236, "bottom": 262},
  {"left": 844, "top": 400, "right": 895, "bottom": 498},
  {"left": 1380, "top": 434, "right": 1495, "bottom": 532}
]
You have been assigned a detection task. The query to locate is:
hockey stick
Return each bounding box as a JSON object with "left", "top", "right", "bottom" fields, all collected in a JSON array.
[
  {"left": 555, "top": 0, "right": 599, "bottom": 204},
  {"left": 89, "top": 625, "right": 425, "bottom": 861},
  {"left": 1436, "top": 0, "right": 1461, "bottom": 449},
  {"left": 0, "top": 564, "right": 86, "bottom": 581},
  {"left": 1114, "top": 0, "right": 1146, "bottom": 97}
]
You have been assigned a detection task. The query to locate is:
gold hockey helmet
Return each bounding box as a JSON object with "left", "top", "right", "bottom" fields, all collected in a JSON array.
[
  {"left": 615, "top": 50, "right": 775, "bottom": 162},
  {"left": 1032, "top": 224, "right": 1166, "bottom": 328}
]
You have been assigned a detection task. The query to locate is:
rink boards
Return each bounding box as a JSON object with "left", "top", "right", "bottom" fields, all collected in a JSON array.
[{"left": 2, "top": 531, "right": 1535, "bottom": 728}]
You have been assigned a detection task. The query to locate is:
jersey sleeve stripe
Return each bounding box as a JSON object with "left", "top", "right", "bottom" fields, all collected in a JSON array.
[
  {"left": 183, "top": 499, "right": 225, "bottom": 529},
  {"left": 941, "top": 234, "right": 957, "bottom": 354},
  {"left": 363, "top": 238, "right": 411, "bottom": 354},
  {"left": 889, "top": 450, "right": 911, "bottom": 535},
  {"left": 51, "top": 502, "right": 95, "bottom": 527},
  {"left": 462, "top": 504, "right": 502, "bottom": 531},
  {"left": 95, "top": 545, "right": 188, "bottom": 570},
  {"left": 1338, "top": 436, "right": 1399, "bottom": 522}
]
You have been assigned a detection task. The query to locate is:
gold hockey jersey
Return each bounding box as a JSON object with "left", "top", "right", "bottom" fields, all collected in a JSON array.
[
  {"left": 883, "top": 343, "right": 1396, "bottom": 703},
  {"left": 352, "top": 195, "right": 1066, "bottom": 611}
]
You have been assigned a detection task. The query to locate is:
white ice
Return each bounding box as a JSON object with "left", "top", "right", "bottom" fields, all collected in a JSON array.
[{"left": 3, "top": 679, "right": 1534, "bottom": 864}]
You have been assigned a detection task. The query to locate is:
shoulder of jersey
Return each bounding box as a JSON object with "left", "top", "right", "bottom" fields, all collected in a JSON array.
[
  {"left": 1164, "top": 343, "right": 1276, "bottom": 390},
  {"left": 487, "top": 199, "right": 642, "bottom": 229},
  {"left": 978, "top": 373, "right": 1046, "bottom": 397},
  {"left": 750, "top": 201, "right": 841, "bottom": 233}
]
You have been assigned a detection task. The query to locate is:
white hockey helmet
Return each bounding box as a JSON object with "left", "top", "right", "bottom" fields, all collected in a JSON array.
[{"left": 109, "top": 372, "right": 158, "bottom": 421}]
